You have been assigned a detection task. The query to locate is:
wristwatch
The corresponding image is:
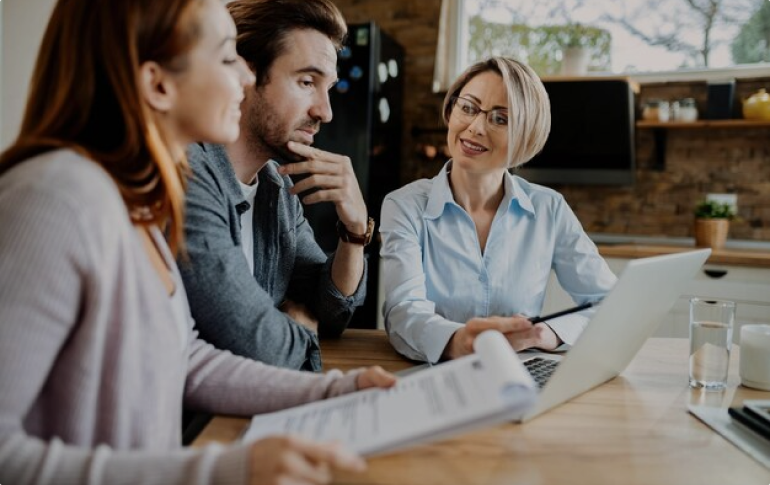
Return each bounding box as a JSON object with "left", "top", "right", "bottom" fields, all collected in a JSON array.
[{"left": 336, "top": 217, "right": 375, "bottom": 246}]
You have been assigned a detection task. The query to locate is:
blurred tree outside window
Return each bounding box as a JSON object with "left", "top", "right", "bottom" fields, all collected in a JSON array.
[
  {"left": 732, "top": 0, "right": 770, "bottom": 64},
  {"left": 465, "top": 0, "right": 766, "bottom": 76}
]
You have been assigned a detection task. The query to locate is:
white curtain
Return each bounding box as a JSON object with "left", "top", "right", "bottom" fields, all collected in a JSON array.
[{"left": 432, "top": 0, "right": 468, "bottom": 93}]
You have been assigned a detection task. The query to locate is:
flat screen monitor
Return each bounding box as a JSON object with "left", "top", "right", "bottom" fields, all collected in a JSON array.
[{"left": 515, "top": 79, "right": 636, "bottom": 185}]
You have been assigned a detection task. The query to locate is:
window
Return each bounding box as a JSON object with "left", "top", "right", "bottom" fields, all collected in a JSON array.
[{"left": 445, "top": 0, "right": 770, "bottom": 83}]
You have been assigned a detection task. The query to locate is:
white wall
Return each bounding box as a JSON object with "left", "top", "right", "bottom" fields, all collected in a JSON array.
[{"left": 1, "top": 0, "right": 56, "bottom": 148}]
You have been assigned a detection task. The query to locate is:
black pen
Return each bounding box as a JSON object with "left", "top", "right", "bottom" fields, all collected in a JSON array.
[{"left": 528, "top": 302, "right": 596, "bottom": 324}]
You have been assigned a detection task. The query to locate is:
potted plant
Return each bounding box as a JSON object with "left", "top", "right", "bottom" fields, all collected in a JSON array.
[
  {"left": 693, "top": 200, "right": 735, "bottom": 249},
  {"left": 556, "top": 23, "right": 608, "bottom": 76}
]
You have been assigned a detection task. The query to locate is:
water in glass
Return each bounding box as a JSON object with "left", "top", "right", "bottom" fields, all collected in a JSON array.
[{"left": 689, "top": 320, "right": 732, "bottom": 389}]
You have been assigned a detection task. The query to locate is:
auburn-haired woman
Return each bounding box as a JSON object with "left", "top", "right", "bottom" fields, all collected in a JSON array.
[{"left": 0, "top": 0, "right": 393, "bottom": 484}]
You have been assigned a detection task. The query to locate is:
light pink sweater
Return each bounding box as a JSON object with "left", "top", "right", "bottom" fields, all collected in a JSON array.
[{"left": 0, "top": 150, "right": 360, "bottom": 485}]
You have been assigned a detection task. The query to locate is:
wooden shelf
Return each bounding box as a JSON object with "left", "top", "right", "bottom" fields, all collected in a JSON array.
[
  {"left": 636, "top": 119, "right": 770, "bottom": 170},
  {"left": 637, "top": 119, "right": 770, "bottom": 129}
]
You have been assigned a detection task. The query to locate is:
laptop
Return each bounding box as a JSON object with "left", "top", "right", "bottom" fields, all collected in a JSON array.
[{"left": 517, "top": 248, "right": 711, "bottom": 422}]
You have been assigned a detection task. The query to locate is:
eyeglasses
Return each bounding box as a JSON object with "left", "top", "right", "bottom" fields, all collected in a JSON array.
[{"left": 450, "top": 96, "right": 508, "bottom": 131}]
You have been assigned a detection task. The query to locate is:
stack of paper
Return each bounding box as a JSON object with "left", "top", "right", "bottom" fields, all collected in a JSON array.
[{"left": 243, "top": 331, "right": 537, "bottom": 456}]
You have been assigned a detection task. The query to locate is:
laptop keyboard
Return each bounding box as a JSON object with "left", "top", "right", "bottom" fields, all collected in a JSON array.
[{"left": 524, "top": 357, "right": 560, "bottom": 389}]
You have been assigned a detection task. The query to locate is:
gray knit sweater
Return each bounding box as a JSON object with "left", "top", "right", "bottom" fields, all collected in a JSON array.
[{"left": 0, "top": 150, "right": 360, "bottom": 485}]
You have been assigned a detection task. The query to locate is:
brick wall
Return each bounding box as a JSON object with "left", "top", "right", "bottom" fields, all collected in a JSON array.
[
  {"left": 558, "top": 79, "right": 770, "bottom": 241},
  {"left": 334, "top": 0, "right": 770, "bottom": 242}
]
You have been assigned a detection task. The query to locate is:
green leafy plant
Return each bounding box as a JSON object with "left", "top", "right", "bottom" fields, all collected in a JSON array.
[
  {"left": 467, "top": 17, "right": 612, "bottom": 76},
  {"left": 557, "top": 22, "right": 607, "bottom": 49},
  {"left": 694, "top": 200, "right": 736, "bottom": 219}
]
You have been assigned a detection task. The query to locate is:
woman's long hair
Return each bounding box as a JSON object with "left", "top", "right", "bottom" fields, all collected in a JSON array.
[{"left": 0, "top": 0, "right": 204, "bottom": 254}]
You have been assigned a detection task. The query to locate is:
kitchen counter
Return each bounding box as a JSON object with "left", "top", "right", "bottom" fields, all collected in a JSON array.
[
  {"left": 597, "top": 244, "right": 770, "bottom": 268},
  {"left": 589, "top": 233, "right": 770, "bottom": 268}
]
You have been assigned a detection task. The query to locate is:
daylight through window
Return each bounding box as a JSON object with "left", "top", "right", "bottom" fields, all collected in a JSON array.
[{"left": 464, "top": 0, "right": 770, "bottom": 77}]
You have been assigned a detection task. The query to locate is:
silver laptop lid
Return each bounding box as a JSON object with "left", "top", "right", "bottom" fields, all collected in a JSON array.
[{"left": 520, "top": 248, "right": 711, "bottom": 422}]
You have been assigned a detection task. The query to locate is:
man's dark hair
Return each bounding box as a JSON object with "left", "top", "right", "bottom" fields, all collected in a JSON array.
[{"left": 227, "top": 0, "right": 347, "bottom": 86}]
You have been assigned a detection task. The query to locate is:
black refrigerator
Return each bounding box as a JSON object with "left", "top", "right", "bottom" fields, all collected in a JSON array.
[{"left": 305, "top": 22, "right": 404, "bottom": 329}]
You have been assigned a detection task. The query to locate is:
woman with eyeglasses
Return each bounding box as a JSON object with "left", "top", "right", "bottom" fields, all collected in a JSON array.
[{"left": 379, "top": 57, "right": 616, "bottom": 363}]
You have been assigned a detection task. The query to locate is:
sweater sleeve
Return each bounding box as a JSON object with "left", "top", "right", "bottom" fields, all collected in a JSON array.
[
  {"left": 183, "top": 330, "right": 362, "bottom": 416},
  {"left": 180, "top": 144, "right": 321, "bottom": 371},
  {"left": 0, "top": 177, "right": 252, "bottom": 485},
  {"left": 0, "top": 433, "right": 253, "bottom": 485}
]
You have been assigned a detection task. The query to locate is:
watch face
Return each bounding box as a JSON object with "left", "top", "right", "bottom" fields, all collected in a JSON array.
[
  {"left": 366, "top": 217, "right": 374, "bottom": 239},
  {"left": 359, "top": 217, "right": 374, "bottom": 243}
]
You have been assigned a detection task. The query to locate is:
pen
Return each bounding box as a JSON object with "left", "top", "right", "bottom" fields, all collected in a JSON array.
[{"left": 528, "top": 302, "right": 596, "bottom": 324}]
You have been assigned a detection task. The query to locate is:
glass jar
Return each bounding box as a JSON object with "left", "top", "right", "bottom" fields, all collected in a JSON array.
[
  {"left": 677, "top": 98, "right": 698, "bottom": 122},
  {"left": 642, "top": 99, "right": 670, "bottom": 122},
  {"left": 670, "top": 100, "right": 680, "bottom": 121}
]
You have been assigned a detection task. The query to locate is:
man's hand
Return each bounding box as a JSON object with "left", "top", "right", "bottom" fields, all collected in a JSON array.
[
  {"left": 280, "top": 299, "right": 319, "bottom": 334},
  {"left": 278, "top": 141, "right": 368, "bottom": 234}
]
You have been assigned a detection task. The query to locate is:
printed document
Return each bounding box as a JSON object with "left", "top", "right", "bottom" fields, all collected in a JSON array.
[{"left": 242, "top": 331, "right": 536, "bottom": 455}]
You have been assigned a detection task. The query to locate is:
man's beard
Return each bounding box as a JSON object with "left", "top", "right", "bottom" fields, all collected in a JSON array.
[{"left": 245, "top": 90, "right": 321, "bottom": 164}]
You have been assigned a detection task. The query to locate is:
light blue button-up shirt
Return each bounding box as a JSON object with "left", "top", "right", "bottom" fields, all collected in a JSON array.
[{"left": 380, "top": 161, "right": 617, "bottom": 363}]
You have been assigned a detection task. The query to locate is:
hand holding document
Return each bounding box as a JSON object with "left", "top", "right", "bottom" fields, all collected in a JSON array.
[{"left": 243, "top": 331, "right": 537, "bottom": 456}]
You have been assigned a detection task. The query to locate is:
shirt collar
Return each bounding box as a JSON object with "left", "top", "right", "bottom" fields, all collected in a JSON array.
[
  {"left": 197, "top": 144, "right": 288, "bottom": 216},
  {"left": 200, "top": 143, "right": 244, "bottom": 199},
  {"left": 504, "top": 169, "right": 535, "bottom": 216},
  {"left": 200, "top": 143, "right": 287, "bottom": 189},
  {"left": 258, "top": 159, "right": 287, "bottom": 188},
  {"left": 424, "top": 161, "right": 454, "bottom": 219},
  {"left": 424, "top": 160, "right": 536, "bottom": 219}
]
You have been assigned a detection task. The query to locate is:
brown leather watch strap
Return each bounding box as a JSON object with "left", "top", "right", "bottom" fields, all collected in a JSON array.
[{"left": 336, "top": 217, "right": 375, "bottom": 246}]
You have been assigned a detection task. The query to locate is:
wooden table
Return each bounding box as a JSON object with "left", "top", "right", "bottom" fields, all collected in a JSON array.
[{"left": 194, "top": 329, "right": 770, "bottom": 484}]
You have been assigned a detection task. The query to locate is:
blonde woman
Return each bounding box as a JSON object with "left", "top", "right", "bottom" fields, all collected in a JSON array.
[{"left": 380, "top": 57, "right": 616, "bottom": 363}]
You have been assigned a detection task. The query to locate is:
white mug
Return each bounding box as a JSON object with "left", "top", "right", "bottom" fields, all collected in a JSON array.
[{"left": 739, "top": 324, "right": 770, "bottom": 391}]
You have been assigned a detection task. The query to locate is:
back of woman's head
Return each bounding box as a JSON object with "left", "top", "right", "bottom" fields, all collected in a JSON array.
[
  {"left": 442, "top": 57, "right": 551, "bottom": 168},
  {"left": 0, "top": 0, "right": 206, "bottom": 253}
]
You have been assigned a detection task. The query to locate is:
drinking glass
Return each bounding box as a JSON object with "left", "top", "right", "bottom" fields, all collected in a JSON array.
[{"left": 689, "top": 298, "right": 735, "bottom": 390}]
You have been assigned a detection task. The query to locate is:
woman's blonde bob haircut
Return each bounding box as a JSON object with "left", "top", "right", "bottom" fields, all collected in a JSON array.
[{"left": 442, "top": 56, "right": 551, "bottom": 169}]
